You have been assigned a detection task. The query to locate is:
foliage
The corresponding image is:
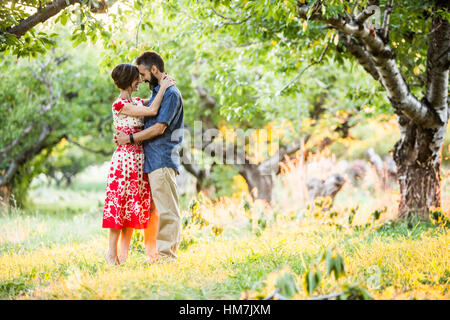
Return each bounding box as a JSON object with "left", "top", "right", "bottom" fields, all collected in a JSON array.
[
  {"left": 0, "top": 0, "right": 116, "bottom": 57},
  {"left": 42, "top": 139, "right": 108, "bottom": 186},
  {"left": 1, "top": 1, "right": 447, "bottom": 122},
  {"left": 429, "top": 207, "right": 450, "bottom": 228},
  {"left": 183, "top": 199, "right": 210, "bottom": 228},
  {"left": 0, "top": 35, "right": 116, "bottom": 204},
  {"left": 242, "top": 246, "right": 371, "bottom": 300},
  {"left": 2, "top": 0, "right": 415, "bottom": 204},
  {"left": 193, "top": 0, "right": 446, "bottom": 84},
  {"left": 130, "top": 229, "right": 145, "bottom": 252},
  {"left": 244, "top": 246, "right": 349, "bottom": 299}
]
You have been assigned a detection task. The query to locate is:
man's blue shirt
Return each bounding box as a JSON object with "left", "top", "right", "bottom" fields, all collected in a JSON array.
[{"left": 143, "top": 84, "right": 184, "bottom": 174}]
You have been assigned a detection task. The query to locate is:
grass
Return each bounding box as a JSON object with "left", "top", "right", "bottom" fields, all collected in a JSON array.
[{"left": 0, "top": 159, "right": 449, "bottom": 300}]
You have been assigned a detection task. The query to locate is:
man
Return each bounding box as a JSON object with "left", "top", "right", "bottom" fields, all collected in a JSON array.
[{"left": 115, "top": 51, "right": 183, "bottom": 261}]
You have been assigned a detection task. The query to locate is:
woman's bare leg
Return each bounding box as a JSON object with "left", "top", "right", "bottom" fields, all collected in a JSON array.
[
  {"left": 106, "top": 229, "right": 120, "bottom": 265},
  {"left": 118, "top": 228, "right": 134, "bottom": 263},
  {"left": 144, "top": 208, "right": 159, "bottom": 263}
]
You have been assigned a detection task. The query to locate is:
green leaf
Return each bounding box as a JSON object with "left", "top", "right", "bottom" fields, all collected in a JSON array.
[
  {"left": 304, "top": 267, "right": 321, "bottom": 295},
  {"left": 325, "top": 248, "right": 333, "bottom": 276},
  {"left": 332, "top": 254, "right": 345, "bottom": 280},
  {"left": 60, "top": 12, "right": 69, "bottom": 26},
  {"left": 340, "top": 285, "right": 372, "bottom": 300}
]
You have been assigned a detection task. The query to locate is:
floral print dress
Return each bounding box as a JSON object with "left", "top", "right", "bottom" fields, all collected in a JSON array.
[{"left": 102, "top": 97, "right": 154, "bottom": 229}]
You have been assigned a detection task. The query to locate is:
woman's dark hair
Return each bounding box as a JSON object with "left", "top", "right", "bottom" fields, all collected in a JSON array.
[
  {"left": 135, "top": 51, "right": 165, "bottom": 72},
  {"left": 111, "top": 63, "right": 140, "bottom": 90}
]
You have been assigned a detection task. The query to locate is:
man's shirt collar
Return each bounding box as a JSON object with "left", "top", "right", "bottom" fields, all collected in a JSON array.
[{"left": 152, "top": 84, "right": 161, "bottom": 95}]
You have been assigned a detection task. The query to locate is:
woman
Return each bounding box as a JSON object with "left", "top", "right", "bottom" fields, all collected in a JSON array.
[{"left": 103, "top": 63, "right": 175, "bottom": 265}]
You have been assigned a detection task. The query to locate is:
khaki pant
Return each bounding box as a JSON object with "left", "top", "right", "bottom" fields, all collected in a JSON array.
[{"left": 148, "top": 167, "right": 181, "bottom": 259}]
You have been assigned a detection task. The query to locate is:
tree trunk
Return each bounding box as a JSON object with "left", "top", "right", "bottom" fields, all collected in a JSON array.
[
  {"left": 393, "top": 117, "right": 446, "bottom": 218},
  {"left": 181, "top": 161, "right": 208, "bottom": 193},
  {"left": 239, "top": 164, "right": 273, "bottom": 203},
  {"left": 0, "top": 184, "right": 12, "bottom": 206},
  {"left": 306, "top": 173, "right": 346, "bottom": 210},
  {"left": 296, "top": 0, "right": 449, "bottom": 220},
  {"left": 393, "top": 3, "right": 449, "bottom": 219}
]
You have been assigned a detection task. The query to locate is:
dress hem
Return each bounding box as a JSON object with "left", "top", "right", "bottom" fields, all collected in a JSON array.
[{"left": 102, "top": 223, "right": 149, "bottom": 230}]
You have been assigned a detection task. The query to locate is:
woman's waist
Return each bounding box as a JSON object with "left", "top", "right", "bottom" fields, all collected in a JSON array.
[
  {"left": 115, "top": 143, "right": 144, "bottom": 153},
  {"left": 114, "top": 125, "right": 143, "bottom": 135}
]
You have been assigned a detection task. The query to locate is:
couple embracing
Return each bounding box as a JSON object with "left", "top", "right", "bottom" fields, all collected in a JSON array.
[{"left": 102, "top": 51, "right": 184, "bottom": 265}]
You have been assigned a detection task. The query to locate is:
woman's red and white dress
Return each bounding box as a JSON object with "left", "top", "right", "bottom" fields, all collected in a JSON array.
[{"left": 102, "top": 97, "right": 154, "bottom": 229}]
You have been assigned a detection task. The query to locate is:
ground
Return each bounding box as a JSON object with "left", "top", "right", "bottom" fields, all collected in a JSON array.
[{"left": 0, "top": 160, "right": 449, "bottom": 300}]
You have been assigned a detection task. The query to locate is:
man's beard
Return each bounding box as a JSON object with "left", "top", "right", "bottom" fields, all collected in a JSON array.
[{"left": 149, "top": 73, "right": 159, "bottom": 89}]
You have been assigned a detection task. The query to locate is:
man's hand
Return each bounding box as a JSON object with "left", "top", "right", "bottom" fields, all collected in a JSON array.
[
  {"left": 160, "top": 74, "right": 176, "bottom": 90},
  {"left": 113, "top": 132, "right": 119, "bottom": 146},
  {"left": 114, "top": 131, "right": 131, "bottom": 146}
]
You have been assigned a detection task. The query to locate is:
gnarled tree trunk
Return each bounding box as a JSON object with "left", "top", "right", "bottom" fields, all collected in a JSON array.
[
  {"left": 394, "top": 118, "right": 446, "bottom": 218},
  {"left": 297, "top": 0, "right": 449, "bottom": 219},
  {"left": 394, "top": 6, "right": 449, "bottom": 218},
  {"left": 192, "top": 79, "right": 302, "bottom": 203},
  {"left": 239, "top": 164, "right": 274, "bottom": 202}
]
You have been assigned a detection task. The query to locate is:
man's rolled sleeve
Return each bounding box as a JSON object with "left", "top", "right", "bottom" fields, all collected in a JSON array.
[{"left": 156, "top": 91, "right": 182, "bottom": 132}]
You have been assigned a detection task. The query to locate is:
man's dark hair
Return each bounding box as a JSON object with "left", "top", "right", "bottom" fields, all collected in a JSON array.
[
  {"left": 111, "top": 63, "right": 139, "bottom": 90},
  {"left": 136, "top": 51, "right": 165, "bottom": 72}
]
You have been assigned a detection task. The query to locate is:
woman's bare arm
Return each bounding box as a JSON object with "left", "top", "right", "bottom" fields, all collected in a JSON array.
[{"left": 119, "top": 76, "right": 176, "bottom": 117}]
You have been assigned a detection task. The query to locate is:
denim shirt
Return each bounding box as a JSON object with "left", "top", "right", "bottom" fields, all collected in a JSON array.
[{"left": 143, "top": 85, "right": 184, "bottom": 174}]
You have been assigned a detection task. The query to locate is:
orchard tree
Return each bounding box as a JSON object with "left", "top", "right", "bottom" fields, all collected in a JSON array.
[
  {"left": 0, "top": 40, "right": 116, "bottom": 205},
  {"left": 184, "top": 0, "right": 449, "bottom": 218}
]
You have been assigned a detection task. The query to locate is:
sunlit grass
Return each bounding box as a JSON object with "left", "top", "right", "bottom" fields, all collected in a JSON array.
[
  {"left": 0, "top": 215, "right": 448, "bottom": 299},
  {"left": 1, "top": 195, "right": 449, "bottom": 300},
  {"left": 0, "top": 155, "right": 449, "bottom": 300}
]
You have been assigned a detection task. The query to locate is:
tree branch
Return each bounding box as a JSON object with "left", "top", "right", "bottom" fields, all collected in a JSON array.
[
  {"left": 64, "top": 136, "right": 111, "bottom": 156},
  {"left": 339, "top": 33, "right": 380, "bottom": 81},
  {"left": 381, "top": 0, "right": 394, "bottom": 41},
  {"left": 181, "top": 161, "right": 204, "bottom": 180},
  {"left": 194, "top": 82, "right": 216, "bottom": 111},
  {"left": 276, "top": 42, "right": 329, "bottom": 96},
  {"left": 192, "top": 74, "right": 218, "bottom": 132},
  {"left": 0, "top": 123, "right": 35, "bottom": 161},
  {"left": 0, "top": 53, "right": 73, "bottom": 187},
  {"left": 354, "top": 5, "right": 378, "bottom": 25},
  {"left": 258, "top": 141, "right": 302, "bottom": 175},
  {"left": 135, "top": 9, "right": 143, "bottom": 49},
  {"left": 210, "top": 6, "right": 252, "bottom": 25},
  {"left": 262, "top": 289, "right": 290, "bottom": 300},
  {"left": 5, "top": 0, "right": 82, "bottom": 38},
  {"left": 0, "top": 125, "right": 52, "bottom": 186},
  {"left": 425, "top": 3, "right": 449, "bottom": 126},
  {"left": 297, "top": 2, "right": 439, "bottom": 128},
  {"left": 307, "top": 292, "right": 343, "bottom": 300},
  {"left": 263, "top": 289, "right": 343, "bottom": 300}
]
